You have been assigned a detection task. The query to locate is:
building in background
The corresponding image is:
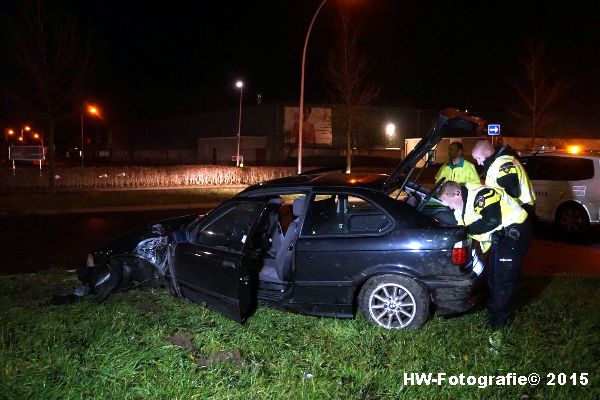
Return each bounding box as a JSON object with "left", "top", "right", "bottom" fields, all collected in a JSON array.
[{"left": 104, "top": 103, "right": 441, "bottom": 165}]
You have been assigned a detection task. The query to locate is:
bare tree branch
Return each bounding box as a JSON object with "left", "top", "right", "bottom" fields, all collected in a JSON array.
[
  {"left": 504, "top": 41, "right": 569, "bottom": 148},
  {"left": 8, "top": 0, "right": 100, "bottom": 191},
  {"left": 324, "top": 13, "right": 380, "bottom": 173}
]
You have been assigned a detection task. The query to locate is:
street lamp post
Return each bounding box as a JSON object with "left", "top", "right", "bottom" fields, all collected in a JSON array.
[
  {"left": 20, "top": 125, "right": 31, "bottom": 145},
  {"left": 4, "top": 128, "right": 14, "bottom": 144},
  {"left": 81, "top": 105, "right": 100, "bottom": 167},
  {"left": 33, "top": 132, "right": 44, "bottom": 147},
  {"left": 297, "top": 0, "right": 328, "bottom": 175},
  {"left": 80, "top": 112, "right": 84, "bottom": 167},
  {"left": 235, "top": 80, "right": 244, "bottom": 167}
]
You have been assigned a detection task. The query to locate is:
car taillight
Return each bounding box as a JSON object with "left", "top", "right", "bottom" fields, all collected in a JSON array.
[
  {"left": 452, "top": 239, "right": 471, "bottom": 265},
  {"left": 452, "top": 247, "right": 468, "bottom": 265}
]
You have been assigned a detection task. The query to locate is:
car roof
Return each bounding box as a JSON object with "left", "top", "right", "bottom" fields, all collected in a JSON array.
[
  {"left": 524, "top": 151, "right": 600, "bottom": 159},
  {"left": 243, "top": 173, "right": 389, "bottom": 192}
]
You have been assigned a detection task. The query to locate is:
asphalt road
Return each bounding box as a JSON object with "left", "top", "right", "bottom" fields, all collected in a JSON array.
[{"left": 1, "top": 210, "right": 598, "bottom": 275}]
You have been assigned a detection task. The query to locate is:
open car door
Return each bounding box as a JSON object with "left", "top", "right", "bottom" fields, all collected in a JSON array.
[{"left": 171, "top": 197, "right": 270, "bottom": 323}]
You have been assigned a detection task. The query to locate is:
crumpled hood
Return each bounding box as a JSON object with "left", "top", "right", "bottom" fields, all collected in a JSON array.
[{"left": 91, "top": 213, "right": 200, "bottom": 258}]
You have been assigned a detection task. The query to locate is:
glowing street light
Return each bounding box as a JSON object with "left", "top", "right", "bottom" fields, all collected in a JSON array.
[
  {"left": 87, "top": 105, "right": 99, "bottom": 116},
  {"left": 81, "top": 104, "right": 101, "bottom": 167},
  {"left": 235, "top": 80, "right": 244, "bottom": 167},
  {"left": 385, "top": 123, "right": 396, "bottom": 138},
  {"left": 32, "top": 132, "right": 44, "bottom": 147},
  {"left": 20, "top": 125, "right": 31, "bottom": 144},
  {"left": 4, "top": 128, "right": 14, "bottom": 143}
]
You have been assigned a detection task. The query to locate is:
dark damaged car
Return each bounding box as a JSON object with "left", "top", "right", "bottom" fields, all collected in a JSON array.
[{"left": 78, "top": 110, "right": 485, "bottom": 329}]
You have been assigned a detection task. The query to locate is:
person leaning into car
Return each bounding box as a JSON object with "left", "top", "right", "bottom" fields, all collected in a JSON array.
[
  {"left": 438, "top": 181, "right": 532, "bottom": 329},
  {"left": 435, "top": 141, "right": 480, "bottom": 185},
  {"left": 472, "top": 140, "right": 536, "bottom": 219}
]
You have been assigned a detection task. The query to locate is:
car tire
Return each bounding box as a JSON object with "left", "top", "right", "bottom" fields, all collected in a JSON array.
[
  {"left": 89, "top": 259, "right": 123, "bottom": 303},
  {"left": 556, "top": 203, "right": 589, "bottom": 233},
  {"left": 358, "top": 274, "right": 430, "bottom": 329}
]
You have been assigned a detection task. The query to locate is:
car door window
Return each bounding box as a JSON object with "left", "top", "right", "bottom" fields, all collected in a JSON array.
[
  {"left": 303, "top": 194, "right": 391, "bottom": 236},
  {"left": 190, "top": 201, "right": 263, "bottom": 251}
]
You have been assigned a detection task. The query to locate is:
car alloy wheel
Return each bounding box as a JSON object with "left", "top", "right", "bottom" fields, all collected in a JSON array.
[
  {"left": 359, "top": 274, "right": 430, "bottom": 329},
  {"left": 369, "top": 283, "right": 416, "bottom": 328}
]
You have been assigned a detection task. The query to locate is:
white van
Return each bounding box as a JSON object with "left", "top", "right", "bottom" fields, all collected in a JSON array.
[{"left": 521, "top": 151, "right": 600, "bottom": 232}]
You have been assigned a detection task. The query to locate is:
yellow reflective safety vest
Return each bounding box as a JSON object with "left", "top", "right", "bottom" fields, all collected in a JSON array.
[
  {"left": 485, "top": 155, "right": 536, "bottom": 206},
  {"left": 435, "top": 158, "right": 480, "bottom": 184},
  {"left": 454, "top": 183, "right": 528, "bottom": 252}
]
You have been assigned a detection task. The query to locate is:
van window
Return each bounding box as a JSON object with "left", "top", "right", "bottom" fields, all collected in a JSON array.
[{"left": 527, "top": 156, "right": 594, "bottom": 181}]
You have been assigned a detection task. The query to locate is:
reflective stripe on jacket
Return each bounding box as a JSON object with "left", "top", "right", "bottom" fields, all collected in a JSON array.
[
  {"left": 485, "top": 155, "right": 536, "bottom": 206},
  {"left": 454, "top": 183, "right": 528, "bottom": 252}
]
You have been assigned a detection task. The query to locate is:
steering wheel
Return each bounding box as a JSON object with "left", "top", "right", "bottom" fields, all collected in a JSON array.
[{"left": 416, "top": 178, "right": 445, "bottom": 212}]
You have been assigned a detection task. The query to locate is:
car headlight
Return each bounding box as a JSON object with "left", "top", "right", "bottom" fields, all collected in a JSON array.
[{"left": 86, "top": 253, "right": 95, "bottom": 268}]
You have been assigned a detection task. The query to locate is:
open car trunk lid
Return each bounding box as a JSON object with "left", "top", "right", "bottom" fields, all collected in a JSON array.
[{"left": 382, "top": 108, "right": 485, "bottom": 194}]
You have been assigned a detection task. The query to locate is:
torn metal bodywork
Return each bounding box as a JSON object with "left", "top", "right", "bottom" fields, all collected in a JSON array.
[
  {"left": 77, "top": 215, "right": 200, "bottom": 302},
  {"left": 133, "top": 234, "right": 169, "bottom": 276}
]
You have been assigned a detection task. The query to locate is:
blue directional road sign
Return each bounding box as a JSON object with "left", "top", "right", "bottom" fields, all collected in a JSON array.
[{"left": 487, "top": 124, "right": 501, "bottom": 136}]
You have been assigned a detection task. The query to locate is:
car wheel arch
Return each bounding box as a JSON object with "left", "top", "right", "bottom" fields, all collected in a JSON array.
[
  {"left": 352, "top": 267, "right": 428, "bottom": 307},
  {"left": 554, "top": 200, "right": 591, "bottom": 232}
]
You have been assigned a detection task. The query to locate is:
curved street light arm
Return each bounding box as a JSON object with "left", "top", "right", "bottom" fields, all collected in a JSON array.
[{"left": 298, "top": 0, "right": 328, "bottom": 175}]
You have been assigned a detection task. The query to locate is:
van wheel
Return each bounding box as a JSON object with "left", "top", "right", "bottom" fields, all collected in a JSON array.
[
  {"left": 358, "top": 274, "right": 430, "bottom": 329},
  {"left": 556, "top": 203, "right": 589, "bottom": 233}
]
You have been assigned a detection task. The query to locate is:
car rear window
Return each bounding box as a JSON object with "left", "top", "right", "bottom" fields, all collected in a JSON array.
[{"left": 525, "top": 156, "right": 594, "bottom": 181}]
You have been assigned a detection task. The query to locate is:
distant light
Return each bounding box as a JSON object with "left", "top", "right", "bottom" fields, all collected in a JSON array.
[
  {"left": 7, "top": 129, "right": 14, "bottom": 135},
  {"left": 33, "top": 133, "right": 40, "bottom": 139},
  {"left": 24, "top": 126, "right": 31, "bottom": 131},
  {"left": 18, "top": 137, "right": 23, "bottom": 141},
  {"left": 349, "top": 179, "right": 357, "bottom": 183},
  {"left": 87, "top": 105, "right": 99, "bottom": 115},
  {"left": 567, "top": 145, "right": 581, "bottom": 154},
  {"left": 236, "top": 81, "right": 244, "bottom": 88},
  {"left": 385, "top": 123, "right": 396, "bottom": 138}
]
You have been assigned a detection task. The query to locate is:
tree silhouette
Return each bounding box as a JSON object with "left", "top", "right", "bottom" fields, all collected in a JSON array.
[
  {"left": 9, "top": 0, "right": 97, "bottom": 191},
  {"left": 506, "top": 42, "right": 568, "bottom": 148},
  {"left": 325, "top": 14, "right": 380, "bottom": 173}
]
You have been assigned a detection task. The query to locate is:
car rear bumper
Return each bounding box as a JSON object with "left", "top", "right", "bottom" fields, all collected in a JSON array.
[{"left": 421, "top": 276, "right": 484, "bottom": 316}]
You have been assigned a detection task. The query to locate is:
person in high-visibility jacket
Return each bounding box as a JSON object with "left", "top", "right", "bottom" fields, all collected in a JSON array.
[
  {"left": 472, "top": 140, "right": 536, "bottom": 218},
  {"left": 438, "top": 181, "right": 532, "bottom": 329},
  {"left": 435, "top": 141, "right": 480, "bottom": 184}
]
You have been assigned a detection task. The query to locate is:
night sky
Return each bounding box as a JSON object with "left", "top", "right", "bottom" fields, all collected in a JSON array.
[{"left": 2, "top": 0, "right": 600, "bottom": 136}]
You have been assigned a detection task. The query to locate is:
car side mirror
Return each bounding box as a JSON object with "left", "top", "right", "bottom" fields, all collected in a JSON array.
[{"left": 152, "top": 224, "right": 166, "bottom": 236}]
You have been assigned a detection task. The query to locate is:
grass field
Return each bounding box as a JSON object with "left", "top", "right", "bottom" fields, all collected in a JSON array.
[{"left": 1, "top": 271, "right": 598, "bottom": 399}]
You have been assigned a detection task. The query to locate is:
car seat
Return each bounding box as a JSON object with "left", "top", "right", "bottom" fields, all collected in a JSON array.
[{"left": 259, "top": 196, "right": 306, "bottom": 283}]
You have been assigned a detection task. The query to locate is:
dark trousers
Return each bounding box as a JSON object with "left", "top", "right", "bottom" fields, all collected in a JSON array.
[{"left": 487, "top": 221, "right": 532, "bottom": 328}]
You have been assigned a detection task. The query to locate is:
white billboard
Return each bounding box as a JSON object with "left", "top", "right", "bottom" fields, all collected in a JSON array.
[{"left": 283, "top": 106, "right": 332, "bottom": 145}]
